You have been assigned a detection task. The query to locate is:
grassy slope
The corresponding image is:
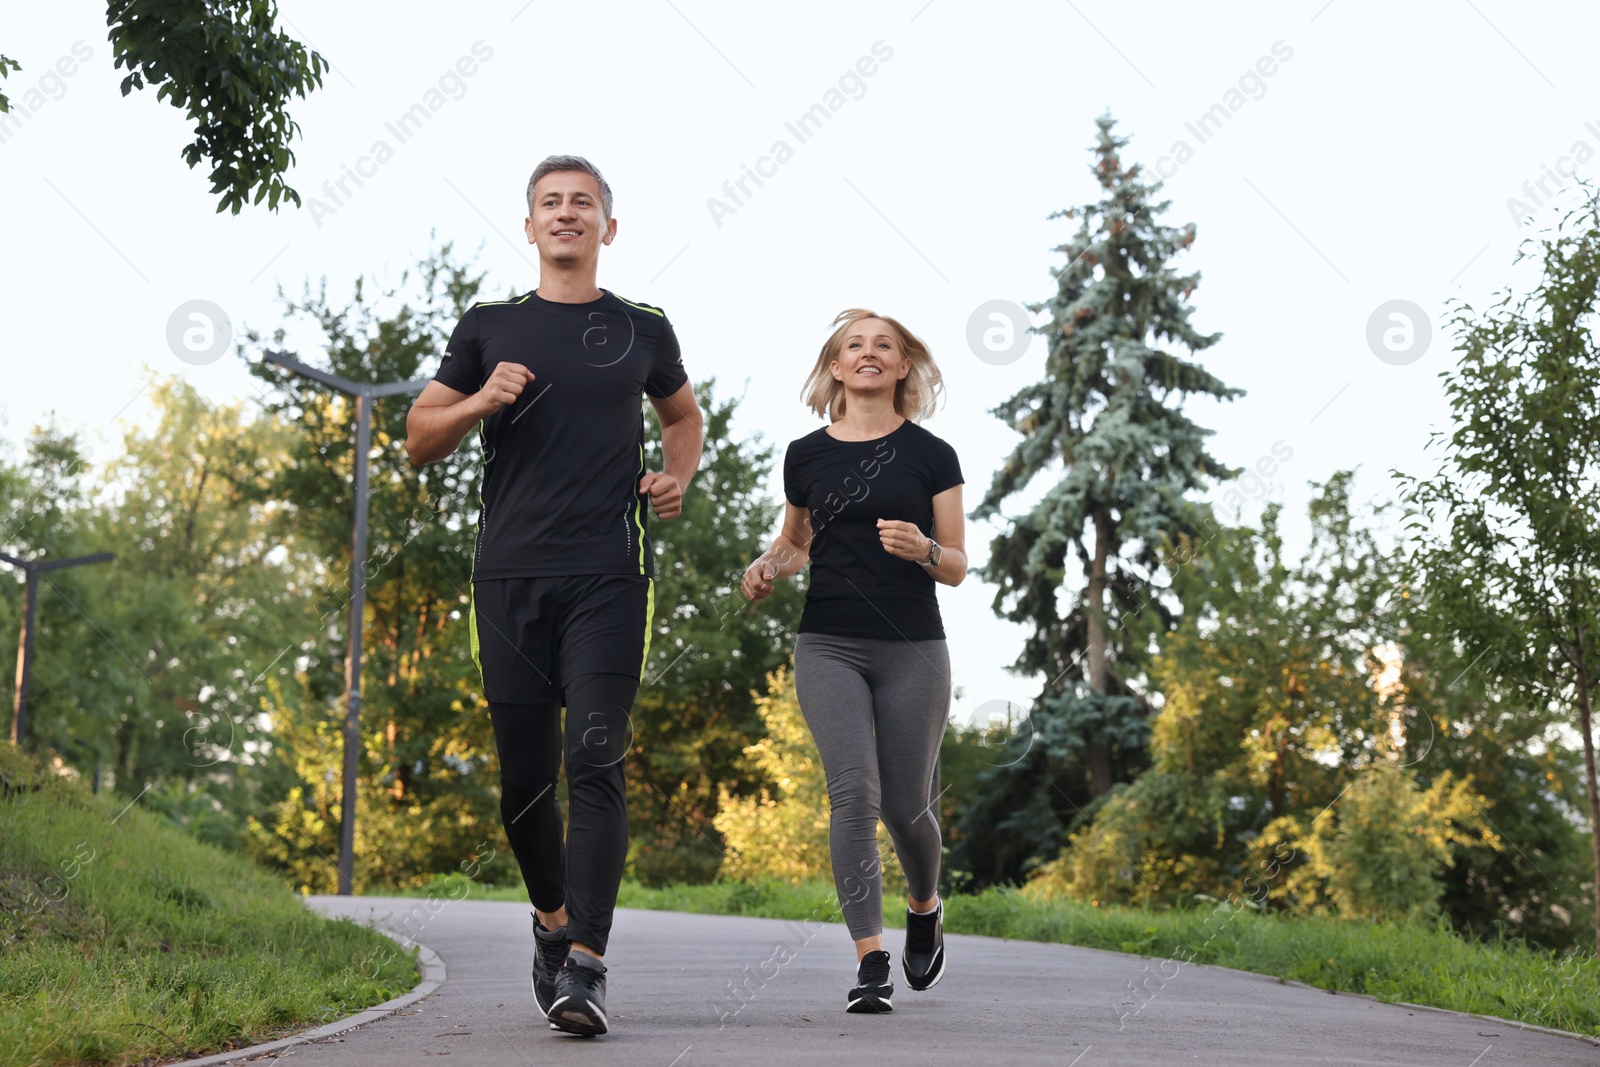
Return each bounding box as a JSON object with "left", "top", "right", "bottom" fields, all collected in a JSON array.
[
  {"left": 0, "top": 749, "right": 417, "bottom": 1067},
  {"left": 425, "top": 875, "right": 1600, "bottom": 1037}
]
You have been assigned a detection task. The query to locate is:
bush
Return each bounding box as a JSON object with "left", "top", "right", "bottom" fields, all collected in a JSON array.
[{"left": 712, "top": 667, "right": 907, "bottom": 892}]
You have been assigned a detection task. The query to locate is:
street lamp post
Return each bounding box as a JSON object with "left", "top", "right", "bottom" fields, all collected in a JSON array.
[
  {"left": 1, "top": 550, "right": 115, "bottom": 745},
  {"left": 263, "top": 351, "right": 428, "bottom": 896}
]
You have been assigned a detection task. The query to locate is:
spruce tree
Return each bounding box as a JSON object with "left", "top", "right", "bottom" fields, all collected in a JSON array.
[{"left": 960, "top": 114, "right": 1242, "bottom": 884}]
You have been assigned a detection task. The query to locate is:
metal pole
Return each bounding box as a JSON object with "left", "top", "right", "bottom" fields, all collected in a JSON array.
[
  {"left": 261, "top": 352, "right": 427, "bottom": 896},
  {"left": 337, "top": 395, "right": 372, "bottom": 896},
  {"left": 3, "top": 551, "right": 113, "bottom": 746},
  {"left": 11, "top": 567, "right": 37, "bottom": 745}
]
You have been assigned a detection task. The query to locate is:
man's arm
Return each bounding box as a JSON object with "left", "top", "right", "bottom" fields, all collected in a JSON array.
[
  {"left": 405, "top": 363, "right": 535, "bottom": 466},
  {"left": 640, "top": 381, "right": 704, "bottom": 519}
]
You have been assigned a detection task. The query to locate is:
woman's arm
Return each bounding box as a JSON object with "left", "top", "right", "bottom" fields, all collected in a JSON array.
[
  {"left": 876, "top": 484, "right": 968, "bottom": 586},
  {"left": 741, "top": 501, "right": 812, "bottom": 601}
]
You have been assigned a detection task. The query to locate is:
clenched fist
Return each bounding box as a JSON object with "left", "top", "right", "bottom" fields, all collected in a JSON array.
[
  {"left": 476, "top": 362, "right": 536, "bottom": 415},
  {"left": 639, "top": 472, "right": 684, "bottom": 520},
  {"left": 877, "top": 518, "right": 931, "bottom": 562},
  {"left": 741, "top": 557, "right": 780, "bottom": 601}
]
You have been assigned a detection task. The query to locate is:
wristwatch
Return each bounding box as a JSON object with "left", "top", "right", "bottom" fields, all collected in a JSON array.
[{"left": 919, "top": 538, "right": 942, "bottom": 567}]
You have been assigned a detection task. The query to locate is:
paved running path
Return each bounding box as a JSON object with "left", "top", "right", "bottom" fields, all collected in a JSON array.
[{"left": 254, "top": 896, "right": 1596, "bottom": 1066}]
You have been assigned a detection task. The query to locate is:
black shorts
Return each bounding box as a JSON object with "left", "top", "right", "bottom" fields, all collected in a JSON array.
[{"left": 470, "top": 574, "right": 654, "bottom": 704}]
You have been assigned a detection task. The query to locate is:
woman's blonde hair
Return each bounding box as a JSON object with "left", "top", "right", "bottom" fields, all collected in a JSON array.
[{"left": 801, "top": 308, "right": 944, "bottom": 422}]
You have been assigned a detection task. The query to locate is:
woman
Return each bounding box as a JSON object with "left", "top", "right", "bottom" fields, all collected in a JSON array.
[{"left": 742, "top": 308, "right": 967, "bottom": 1014}]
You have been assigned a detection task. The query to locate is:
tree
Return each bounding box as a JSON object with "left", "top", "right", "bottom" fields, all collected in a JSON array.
[
  {"left": 242, "top": 247, "right": 504, "bottom": 891},
  {"left": 959, "top": 113, "right": 1241, "bottom": 884},
  {"left": 1027, "top": 477, "right": 1521, "bottom": 929},
  {"left": 629, "top": 382, "right": 806, "bottom": 884},
  {"left": 1400, "top": 189, "right": 1600, "bottom": 953},
  {"left": 107, "top": 0, "right": 327, "bottom": 212},
  {"left": 0, "top": 382, "right": 311, "bottom": 844},
  {"left": 712, "top": 666, "right": 911, "bottom": 890},
  {"left": 2, "top": 2, "right": 326, "bottom": 212},
  {"left": 713, "top": 667, "right": 835, "bottom": 883},
  {"left": 1402, "top": 627, "right": 1590, "bottom": 949},
  {"left": 84, "top": 380, "right": 309, "bottom": 814},
  {"left": 0, "top": 55, "right": 19, "bottom": 111},
  {"left": 1028, "top": 477, "right": 1404, "bottom": 904}
]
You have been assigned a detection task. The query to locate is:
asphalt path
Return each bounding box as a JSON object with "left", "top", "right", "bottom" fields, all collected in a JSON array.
[{"left": 215, "top": 896, "right": 1600, "bottom": 1066}]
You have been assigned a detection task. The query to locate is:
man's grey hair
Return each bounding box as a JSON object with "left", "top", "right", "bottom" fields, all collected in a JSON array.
[{"left": 526, "top": 155, "right": 614, "bottom": 219}]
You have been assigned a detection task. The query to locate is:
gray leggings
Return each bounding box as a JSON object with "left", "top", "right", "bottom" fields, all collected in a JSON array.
[{"left": 792, "top": 632, "right": 951, "bottom": 940}]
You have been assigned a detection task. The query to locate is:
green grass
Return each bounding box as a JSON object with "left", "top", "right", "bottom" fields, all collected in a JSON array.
[
  {"left": 418, "top": 874, "right": 1600, "bottom": 1037},
  {"left": 0, "top": 749, "right": 417, "bottom": 1067}
]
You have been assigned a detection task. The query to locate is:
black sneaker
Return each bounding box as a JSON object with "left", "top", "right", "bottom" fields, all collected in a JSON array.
[
  {"left": 903, "top": 900, "right": 946, "bottom": 991},
  {"left": 847, "top": 949, "right": 894, "bottom": 1013},
  {"left": 531, "top": 916, "right": 569, "bottom": 1014},
  {"left": 548, "top": 953, "right": 608, "bottom": 1036}
]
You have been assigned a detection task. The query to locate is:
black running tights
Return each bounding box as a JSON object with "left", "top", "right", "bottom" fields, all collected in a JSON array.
[{"left": 488, "top": 672, "right": 638, "bottom": 956}]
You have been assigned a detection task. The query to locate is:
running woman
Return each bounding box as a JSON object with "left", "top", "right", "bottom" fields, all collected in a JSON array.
[
  {"left": 741, "top": 309, "right": 966, "bottom": 1014},
  {"left": 405, "top": 155, "right": 703, "bottom": 1037}
]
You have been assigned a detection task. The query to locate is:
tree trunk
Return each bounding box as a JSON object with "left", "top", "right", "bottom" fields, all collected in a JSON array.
[
  {"left": 1576, "top": 654, "right": 1600, "bottom": 957},
  {"left": 1086, "top": 506, "right": 1113, "bottom": 796},
  {"left": 1269, "top": 730, "right": 1286, "bottom": 817},
  {"left": 181, "top": 458, "right": 211, "bottom": 562},
  {"left": 116, "top": 720, "right": 134, "bottom": 784}
]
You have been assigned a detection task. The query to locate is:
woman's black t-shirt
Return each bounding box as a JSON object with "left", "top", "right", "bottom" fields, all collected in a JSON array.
[{"left": 783, "top": 419, "right": 963, "bottom": 640}]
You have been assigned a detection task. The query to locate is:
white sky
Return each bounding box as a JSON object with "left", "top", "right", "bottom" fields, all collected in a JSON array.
[{"left": 3, "top": 0, "right": 1595, "bottom": 729}]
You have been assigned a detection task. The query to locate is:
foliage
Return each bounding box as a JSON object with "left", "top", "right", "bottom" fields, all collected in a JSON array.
[
  {"left": 1026, "top": 475, "right": 1584, "bottom": 944},
  {"left": 0, "top": 54, "right": 18, "bottom": 113},
  {"left": 1, "top": 383, "right": 309, "bottom": 839},
  {"left": 712, "top": 667, "right": 836, "bottom": 883},
  {"left": 1403, "top": 628, "right": 1591, "bottom": 949},
  {"left": 712, "top": 667, "right": 1010, "bottom": 899},
  {"left": 629, "top": 383, "right": 805, "bottom": 884},
  {"left": 1258, "top": 762, "right": 1495, "bottom": 922},
  {"left": 961, "top": 112, "right": 1242, "bottom": 886},
  {"left": 0, "top": 746, "right": 415, "bottom": 1067},
  {"left": 106, "top": 0, "right": 327, "bottom": 213},
  {"left": 3, "top": 201, "right": 1593, "bottom": 978},
  {"left": 240, "top": 246, "right": 503, "bottom": 892},
  {"left": 1399, "top": 186, "right": 1600, "bottom": 953},
  {"left": 1073, "top": 474, "right": 1407, "bottom": 906}
]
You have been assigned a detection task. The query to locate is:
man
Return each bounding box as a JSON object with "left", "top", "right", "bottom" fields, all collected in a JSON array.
[{"left": 405, "top": 155, "right": 703, "bottom": 1037}]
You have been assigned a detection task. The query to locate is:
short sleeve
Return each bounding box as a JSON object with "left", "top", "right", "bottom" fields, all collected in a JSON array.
[
  {"left": 644, "top": 317, "right": 689, "bottom": 399},
  {"left": 931, "top": 437, "right": 964, "bottom": 496},
  {"left": 783, "top": 445, "right": 807, "bottom": 508},
  {"left": 434, "top": 306, "right": 484, "bottom": 394}
]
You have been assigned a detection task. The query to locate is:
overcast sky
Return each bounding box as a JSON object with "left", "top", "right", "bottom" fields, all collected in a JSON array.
[{"left": 3, "top": 1, "right": 1595, "bottom": 728}]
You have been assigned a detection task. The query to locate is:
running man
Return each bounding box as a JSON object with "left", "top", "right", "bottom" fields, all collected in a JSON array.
[{"left": 405, "top": 155, "right": 703, "bottom": 1037}]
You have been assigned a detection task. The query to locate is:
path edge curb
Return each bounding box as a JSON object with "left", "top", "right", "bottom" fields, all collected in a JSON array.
[
  {"left": 1285, "top": 981, "right": 1600, "bottom": 1048},
  {"left": 170, "top": 920, "right": 446, "bottom": 1066},
  {"left": 928, "top": 922, "right": 1600, "bottom": 1049}
]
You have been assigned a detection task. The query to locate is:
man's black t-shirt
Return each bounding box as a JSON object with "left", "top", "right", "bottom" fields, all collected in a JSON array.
[
  {"left": 783, "top": 420, "right": 963, "bottom": 640},
  {"left": 434, "top": 289, "right": 688, "bottom": 580}
]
